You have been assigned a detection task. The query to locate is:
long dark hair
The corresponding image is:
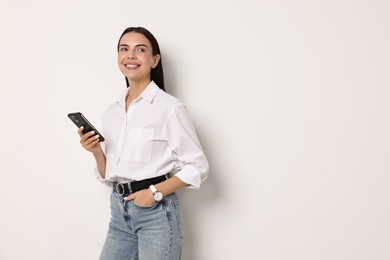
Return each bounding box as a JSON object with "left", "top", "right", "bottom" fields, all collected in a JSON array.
[{"left": 117, "top": 27, "right": 165, "bottom": 91}]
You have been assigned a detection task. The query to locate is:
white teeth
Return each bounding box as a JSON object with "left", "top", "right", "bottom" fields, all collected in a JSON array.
[{"left": 126, "top": 64, "right": 138, "bottom": 68}]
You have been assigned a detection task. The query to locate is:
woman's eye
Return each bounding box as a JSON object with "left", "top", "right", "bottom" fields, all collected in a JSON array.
[
  {"left": 119, "top": 47, "right": 128, "bottom": 52},
  {"left": 136, "top": 48, "right": 146, "bottom": 52}
]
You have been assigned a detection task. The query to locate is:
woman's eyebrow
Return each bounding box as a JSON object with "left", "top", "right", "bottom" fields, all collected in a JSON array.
[
  {"left": 135, "top": 44, "right": 148, "bottom": 48},
  {"left": 118, "top": 43, "right": 148, "bottom": 48}
]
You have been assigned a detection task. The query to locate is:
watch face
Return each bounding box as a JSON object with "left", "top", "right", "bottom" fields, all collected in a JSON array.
[{"left": 154, "top": 191, "right": 163, "bottom": 201}]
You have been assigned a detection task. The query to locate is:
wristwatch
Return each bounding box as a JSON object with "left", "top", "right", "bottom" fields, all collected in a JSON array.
[{"left": 149, "top": 184, "right": 164, "bottom": 202}]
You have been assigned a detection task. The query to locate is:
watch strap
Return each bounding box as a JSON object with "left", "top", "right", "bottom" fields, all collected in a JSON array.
[{"left": 149, "top": 184, "right": 158, "bottom": 194}]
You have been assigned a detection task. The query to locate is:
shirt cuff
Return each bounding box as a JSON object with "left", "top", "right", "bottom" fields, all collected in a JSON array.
[
  {"left": 94, "top": 167, "right": 112, "bottom": 186},
  {"left": 174, "top": 165, "right": 208, "bottom": 189}
]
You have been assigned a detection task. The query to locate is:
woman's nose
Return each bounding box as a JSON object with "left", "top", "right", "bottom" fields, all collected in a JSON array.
[{"left": 126, "top": 50, "right": 136, "bottom": 60}]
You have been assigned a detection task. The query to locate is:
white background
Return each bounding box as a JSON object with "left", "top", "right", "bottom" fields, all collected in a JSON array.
[{"left": 1, "top": 0, "right": 389, "bottom": 259}]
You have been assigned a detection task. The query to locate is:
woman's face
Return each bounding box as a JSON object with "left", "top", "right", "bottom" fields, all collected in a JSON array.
[{"left": 117, "top": 32, "right": 160, "bottom": 85}]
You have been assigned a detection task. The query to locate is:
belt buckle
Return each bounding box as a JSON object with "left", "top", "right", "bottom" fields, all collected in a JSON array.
[{"left": 115, "top": 183, "right": 125, "bottom": 195}]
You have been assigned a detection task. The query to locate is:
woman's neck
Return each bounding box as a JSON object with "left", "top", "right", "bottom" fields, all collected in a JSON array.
[{"left": 126, "top": 79, "right": 151, "bottom": 109}]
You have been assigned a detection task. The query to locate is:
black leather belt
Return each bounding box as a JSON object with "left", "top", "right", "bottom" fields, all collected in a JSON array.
[{"left": 113, "top": 174, "right": 168, "bottom": 196}]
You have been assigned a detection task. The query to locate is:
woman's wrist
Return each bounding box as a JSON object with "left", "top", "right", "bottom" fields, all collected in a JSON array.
[
  {"left": 155, "top": 176, "right": 187, "bottom": 197},
  {"left": 92, "top": 145, "right": 104, "bottom": 157}
]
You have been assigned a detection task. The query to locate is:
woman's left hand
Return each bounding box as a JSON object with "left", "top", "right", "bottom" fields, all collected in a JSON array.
[{"left": 124, "top": 189, "right": 156, "bottom": 207}]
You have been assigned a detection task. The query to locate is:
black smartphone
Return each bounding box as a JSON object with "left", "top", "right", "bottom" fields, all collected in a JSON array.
[{"left": 67, "top": 112, "right": 105, "bottom": 142}]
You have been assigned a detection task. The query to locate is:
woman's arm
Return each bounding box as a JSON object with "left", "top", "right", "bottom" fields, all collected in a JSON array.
[
  {"left": 124, "top": 176, "right": 187, "bottom": 204},
  {"left": 124, "top": 104, "right": 209, "bottom": 206},
  {"left": 78, "top": 126, "right": 107, "bottom": 178}
]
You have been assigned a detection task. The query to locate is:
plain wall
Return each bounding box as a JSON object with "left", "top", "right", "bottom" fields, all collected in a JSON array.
[{"left": 1, "top": 0, "right": 389, "bottom": 259}]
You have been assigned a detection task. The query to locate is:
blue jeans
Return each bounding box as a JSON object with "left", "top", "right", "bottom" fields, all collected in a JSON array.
[{"left": 99, "top": 190, "right": 183, "bottom": 260}]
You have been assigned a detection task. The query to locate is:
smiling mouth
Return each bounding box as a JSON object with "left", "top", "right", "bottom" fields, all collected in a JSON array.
[{"left": 125, "top": 64, "right": 140, "bottom": 68}]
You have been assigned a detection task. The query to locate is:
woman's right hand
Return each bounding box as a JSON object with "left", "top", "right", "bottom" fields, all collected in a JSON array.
[{"left": 78, "top": 126, "right": 102, "bottom": 154}]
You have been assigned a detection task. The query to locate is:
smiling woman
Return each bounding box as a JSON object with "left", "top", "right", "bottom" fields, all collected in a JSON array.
[
  {"left": 117, "top": 33, "right": 160, "bottom": 93},
  {"left": 117, "top": 27, "right": 165, "bottom": 91},
  {"left": 75, "top": 27, "right": 209, "bottom": 260}
]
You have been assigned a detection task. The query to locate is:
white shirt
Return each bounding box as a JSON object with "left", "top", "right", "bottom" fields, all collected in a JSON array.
[{"left": 98, "top": 81, "right": 209, "bottom": 189}]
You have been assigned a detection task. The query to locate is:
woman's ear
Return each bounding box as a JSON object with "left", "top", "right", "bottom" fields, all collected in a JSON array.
[{"left": 152, "top": 54, "right": 161, "bottom": 69}]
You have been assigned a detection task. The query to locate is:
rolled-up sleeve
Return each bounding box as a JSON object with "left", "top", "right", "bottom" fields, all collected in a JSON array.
[{"left": 162, "top": 104, "right": 209, "bottom": 189}]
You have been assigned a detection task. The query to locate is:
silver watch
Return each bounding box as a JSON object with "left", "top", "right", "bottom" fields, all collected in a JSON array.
[{"left": 149, "top": 184, "right": 164, "bottom": 202}]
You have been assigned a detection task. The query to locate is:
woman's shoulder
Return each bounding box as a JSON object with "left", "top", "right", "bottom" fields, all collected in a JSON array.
[{"left": 156, "top": 88, "right": 186, "bottom": 108}]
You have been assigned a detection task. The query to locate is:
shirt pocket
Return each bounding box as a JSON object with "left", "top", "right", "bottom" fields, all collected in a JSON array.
[{"left": 121, "top": 128, "right": 153, "bottom": 162}]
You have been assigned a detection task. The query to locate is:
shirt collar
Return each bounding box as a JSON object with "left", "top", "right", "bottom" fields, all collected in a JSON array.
[
  {"left": 140, "top": 81, "right": 159, "bottom": 103},
  {"left": 116, "top": 81, "right": 159, "bottom": 107}
]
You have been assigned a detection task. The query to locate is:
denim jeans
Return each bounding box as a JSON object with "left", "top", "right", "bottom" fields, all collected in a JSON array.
[{"left": 99, "top": 190, "right": 183, "bottom": 260}]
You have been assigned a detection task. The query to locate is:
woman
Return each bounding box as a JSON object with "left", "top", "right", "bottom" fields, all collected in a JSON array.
[{"left": 77, "top": 27, "right": 209, "bottom": 260}]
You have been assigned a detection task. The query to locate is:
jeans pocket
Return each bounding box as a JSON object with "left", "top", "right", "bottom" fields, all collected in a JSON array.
[
  {"left": 132, "top": 200, "right": 160, "bottom": 210},
  {"left": 165, "top": 198, "right": 184, "bottom": 239}
]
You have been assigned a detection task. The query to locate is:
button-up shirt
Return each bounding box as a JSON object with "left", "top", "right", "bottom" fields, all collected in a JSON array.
[{"left": 98, "top": 81, "right": 209, "bottom": 188}]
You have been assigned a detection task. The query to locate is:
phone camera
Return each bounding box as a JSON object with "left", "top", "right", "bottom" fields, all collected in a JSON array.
[{"left": 70, "top": 116, "right": 79, "bottom": 123}]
